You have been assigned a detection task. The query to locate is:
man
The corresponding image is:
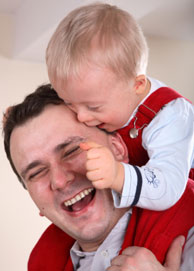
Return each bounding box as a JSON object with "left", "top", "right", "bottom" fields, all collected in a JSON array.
[{"left": 3, "top": 84, "right": 194, "bottom": 271}]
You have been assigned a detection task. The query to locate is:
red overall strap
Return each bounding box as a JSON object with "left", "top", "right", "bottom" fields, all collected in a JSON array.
[
  {"left": 138, "top": 87, "right": 184, "bottom": 120},
  {"left": 118, "top": 87, "right": 184, "bottom": 166}
]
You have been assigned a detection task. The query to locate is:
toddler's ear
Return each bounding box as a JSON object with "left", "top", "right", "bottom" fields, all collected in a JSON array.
[
  {"left": 109, "top": 133, "right": 129, "bottom": 163},
  {"left": 134, "top": 74, "right": 147, "bottom": 95}
]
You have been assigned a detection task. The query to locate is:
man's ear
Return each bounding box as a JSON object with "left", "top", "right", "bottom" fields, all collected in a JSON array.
[
  {"left": 108, "top": 133, "right": 129, "bottom": 163},
  {"left": 39, "top": 212, "right": 44, "bottom": 217}
]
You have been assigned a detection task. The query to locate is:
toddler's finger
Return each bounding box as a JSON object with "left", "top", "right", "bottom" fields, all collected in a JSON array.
[
  {"left": 80, "top": 141, "right": 102, "bottom": 151},
  {"left": 86, "top": 169, "right": 102, "bottom": 182}
]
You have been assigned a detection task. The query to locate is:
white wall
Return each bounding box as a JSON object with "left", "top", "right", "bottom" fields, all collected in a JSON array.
[
  {"left": 0, "top": 55, "right": 50, "bottom": 271},
  {"left": 147, "top": 36, "right": 194, "bottom": 102},
  {"left": 0, "top": 28, "right": 194, "bottom": 271}
]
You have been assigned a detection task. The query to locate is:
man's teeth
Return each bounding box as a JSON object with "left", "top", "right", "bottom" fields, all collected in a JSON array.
[{"left": 64, "top": 188, "right": 94, "bottom": 207}]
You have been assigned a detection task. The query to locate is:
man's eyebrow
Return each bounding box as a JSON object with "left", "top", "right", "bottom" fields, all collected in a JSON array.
[
  {"left": 54, "top": 136, "right": 85, "bottom": 153},
  {"left": 21, "top": 160, "right": 42, "bottom": 179}
]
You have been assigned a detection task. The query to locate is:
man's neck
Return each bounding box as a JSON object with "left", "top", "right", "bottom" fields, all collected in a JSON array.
[{"left": 77, "top": 207, "right": 129, "bottom": 252}]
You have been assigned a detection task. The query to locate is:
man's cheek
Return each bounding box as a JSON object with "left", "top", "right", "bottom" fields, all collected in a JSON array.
[{"left": 69, "top": 153, "right": 88, "bottom": 175}]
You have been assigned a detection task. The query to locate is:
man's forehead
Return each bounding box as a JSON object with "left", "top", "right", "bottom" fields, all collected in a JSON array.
[
  {"left": 11, "top": 104, "right": 81, "bottom": 145},
  {"left": 33, "top": 103, "right": 81, "bottom": 130},
  {"left": 11, "top": 103, "right": 105, "bottom": 155}
]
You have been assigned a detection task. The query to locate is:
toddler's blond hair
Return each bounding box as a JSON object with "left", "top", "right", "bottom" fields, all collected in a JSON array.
[{"left": 46, "top": 3, "right": 148, "bottom": 89}]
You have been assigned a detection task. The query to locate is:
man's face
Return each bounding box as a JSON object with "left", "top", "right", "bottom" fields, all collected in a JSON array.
[{"left": 10, "top": 104, "right": 128, "bottom": 251}]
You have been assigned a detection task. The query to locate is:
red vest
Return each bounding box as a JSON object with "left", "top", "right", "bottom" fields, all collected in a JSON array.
[
  {"left": 118, "top": 87, "right": 194, "bottom": 178},
  {"left": 28, "top": 179, "right": 194, "bottom": 271}
]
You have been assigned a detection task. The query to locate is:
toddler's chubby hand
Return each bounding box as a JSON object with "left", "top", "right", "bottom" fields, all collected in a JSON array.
[{"left": 80, "top": 141, "right": 124, "bottom": 192}]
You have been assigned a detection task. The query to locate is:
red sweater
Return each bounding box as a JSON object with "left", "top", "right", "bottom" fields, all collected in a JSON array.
[{"left": 28, "top": 179, "right": 194, "bottom": 271}]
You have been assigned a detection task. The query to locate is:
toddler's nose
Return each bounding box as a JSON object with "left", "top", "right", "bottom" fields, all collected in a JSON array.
[{"left": 77, "top": 110, "right": 93, "bottom": 123}]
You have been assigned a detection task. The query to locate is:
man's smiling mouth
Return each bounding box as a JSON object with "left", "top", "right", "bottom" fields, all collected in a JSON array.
[{"left": 62, "top": 188, "right": 95, "bottom": 212}]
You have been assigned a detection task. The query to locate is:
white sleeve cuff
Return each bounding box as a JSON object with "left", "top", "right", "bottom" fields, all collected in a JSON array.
[{"left": 112, "top": 163, "right": 138, "bottom": 208}]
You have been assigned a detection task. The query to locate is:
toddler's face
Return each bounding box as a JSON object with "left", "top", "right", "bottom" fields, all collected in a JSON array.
[{"left": 55, "top": 64, "right": 139, "bottom": 132}]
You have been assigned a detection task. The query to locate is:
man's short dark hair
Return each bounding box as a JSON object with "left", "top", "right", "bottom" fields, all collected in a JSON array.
[{"left": 3, "top": 84, "right": 64, "bottom": 188}]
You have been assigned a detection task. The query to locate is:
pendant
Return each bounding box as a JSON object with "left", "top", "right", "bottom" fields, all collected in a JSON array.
[{"left": 129, "top": 128, "right": 138, "bottom": 139}]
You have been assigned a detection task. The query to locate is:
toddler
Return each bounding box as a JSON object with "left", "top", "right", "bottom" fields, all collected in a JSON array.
[{"left": 46, "top": 3, "right": 194, "bottom": 210}]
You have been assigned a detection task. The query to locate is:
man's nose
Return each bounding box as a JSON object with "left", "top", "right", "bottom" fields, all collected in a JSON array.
[{"left": 50, "top": 166, "right": 74, "bottom": 191}]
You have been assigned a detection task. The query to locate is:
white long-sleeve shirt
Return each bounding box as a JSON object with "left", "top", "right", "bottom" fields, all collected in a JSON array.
[{"left": 113, "top": 77, "right": 194, "bottom": 211}]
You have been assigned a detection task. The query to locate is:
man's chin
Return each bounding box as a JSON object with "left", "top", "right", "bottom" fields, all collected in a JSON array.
[
  {"left": 51, "top": 188, "right": 116, "bottom": 247},
  {"left": 72, "top": 221, "right": 111, "bottom": 250}
]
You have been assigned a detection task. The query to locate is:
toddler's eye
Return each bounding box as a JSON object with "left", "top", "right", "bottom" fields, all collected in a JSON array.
[{"left": 87, "top": 105, "right": 100, "bottom": 111}]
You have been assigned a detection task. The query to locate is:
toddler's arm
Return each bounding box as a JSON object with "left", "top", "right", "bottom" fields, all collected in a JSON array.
[{"left": 114, "top": 98, "right": 194, "bottom": 210}]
